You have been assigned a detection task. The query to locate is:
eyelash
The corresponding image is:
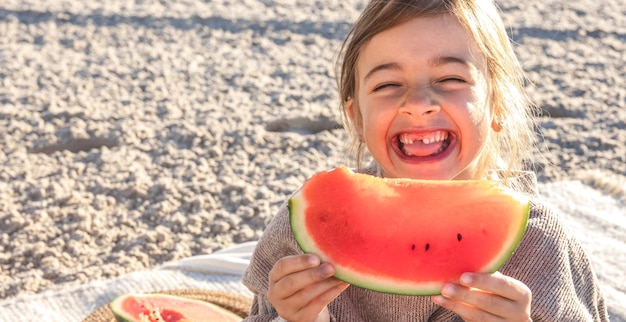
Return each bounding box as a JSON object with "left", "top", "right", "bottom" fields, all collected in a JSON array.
[
  {"left": 439, "top": 77, "right": 466, "bottom": 83},
  {"left": 372, "top": 83, "right": 400, "bottom": 92},
  {"left": 372, "top": 77, "right": 467, "bottom": 93}
]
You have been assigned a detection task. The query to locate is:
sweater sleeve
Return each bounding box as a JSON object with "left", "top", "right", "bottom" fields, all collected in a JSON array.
[
  {"left": 242, "top": 197, "right": 341, "bottom": 322},
  {"left": 241, "top": 201, "right": 298, "bottom": 321},
  {"left": 501, "top": 200, "right": 609, "bottom": 321}
]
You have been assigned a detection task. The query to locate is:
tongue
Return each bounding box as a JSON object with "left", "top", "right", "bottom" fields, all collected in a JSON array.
[{"left": 402, "top": 140, "right": 444, "bottom": 157}]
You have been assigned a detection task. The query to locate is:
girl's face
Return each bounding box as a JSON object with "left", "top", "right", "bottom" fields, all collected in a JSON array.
[{"left": 349, "top": 14, "right": 494, "bottom": 180}]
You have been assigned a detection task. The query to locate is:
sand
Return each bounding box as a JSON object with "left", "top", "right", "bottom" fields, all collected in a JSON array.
[{"left": 0, "top": 0, "right": 624, "bottom": 320}]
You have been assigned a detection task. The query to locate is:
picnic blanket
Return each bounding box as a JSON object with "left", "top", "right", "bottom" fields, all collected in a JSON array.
[{"left": 0, "top": 242, "right": 256, "bottom": 322}]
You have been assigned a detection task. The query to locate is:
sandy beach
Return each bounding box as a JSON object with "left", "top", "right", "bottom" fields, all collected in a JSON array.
[{"left": 0, "top": 0, "right": 624, "bottom": 320}]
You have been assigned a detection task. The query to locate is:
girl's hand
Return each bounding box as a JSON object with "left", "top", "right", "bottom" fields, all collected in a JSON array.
[
  {"left": 268, "top": 254, "right": 349, "bottom": 322},
  {"left": 432, "top": 271, "right": 532, "bottom": 322}
]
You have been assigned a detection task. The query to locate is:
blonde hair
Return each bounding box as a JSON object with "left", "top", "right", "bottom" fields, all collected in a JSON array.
[{"left": 336, "top": 0, "right": 538, "bottom": 181}]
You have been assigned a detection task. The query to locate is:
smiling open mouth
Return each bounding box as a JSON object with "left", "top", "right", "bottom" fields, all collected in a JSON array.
[{"left": 397, "top": 130, "right": 451, "bottom": 157}]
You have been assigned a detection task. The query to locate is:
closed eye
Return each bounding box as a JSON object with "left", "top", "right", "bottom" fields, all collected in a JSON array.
[
  {"left": 373, "top": 83, "right": 401, "bottom": 92},
  {"left": 439, "top": 77, "right": 466, "bottom": 83},
  {"left": 434, "top": 77, "right": 470, "bottom": 91}
]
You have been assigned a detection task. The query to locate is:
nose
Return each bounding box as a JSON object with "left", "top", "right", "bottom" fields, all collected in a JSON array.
[{"left": 399, "top": 86, "right": 441, "bottom": 117}]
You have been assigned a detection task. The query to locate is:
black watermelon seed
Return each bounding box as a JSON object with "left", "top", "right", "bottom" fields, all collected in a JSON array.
[
  {"left": 457, "top": 233, "right": 462, "bottom": 241},
  {"left": 411, "top": 244, "right": 415, "bottom": 251},
  {"left": 425, "top": 243, "right": 430, "bottom": 251}
]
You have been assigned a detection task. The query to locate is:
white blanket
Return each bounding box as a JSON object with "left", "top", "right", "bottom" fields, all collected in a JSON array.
[
  {"left": 0, "top": 242, "right": 255, "bottom": 322},
  {"left": 0, "top": 183, "right": 624, "bottom": 322},
  {"left": 538, "top": 180, "right": 625, "bottom": 321}
]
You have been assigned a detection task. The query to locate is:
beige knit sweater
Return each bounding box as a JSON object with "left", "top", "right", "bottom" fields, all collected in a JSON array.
[{"left": 242, "top": 165, "right": 609, "bottom": 321}]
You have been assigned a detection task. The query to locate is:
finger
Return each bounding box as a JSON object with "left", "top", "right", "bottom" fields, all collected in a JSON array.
[
  {"left": 434, "top": 273, "right": 532, "bottom": 320},
  {"left": 289, "top": 272, "right": 347, "bottom": 306},
  {"left": 269, "top": 254, "right": 321, "bottom": 284},
  {"left": 292, "top": 278, "right": 350, "bottom": 320},
  {"left": 271, "top": 266, "right": 348, "bottom": 322},
  {"left": 432, "top": 294, "right": 503, "bottom": 322},
  {"left": 270, "top": 258, "right": 336, "bottom": 300},
  {"left": 273, "top": 262, "right": 336, "bottom": 298},
  {"left": 436, "top": 283, "right": 513, "bottom": 319},
  {"left": 460, "top": 272, "right": 531, "bottom": 304}
]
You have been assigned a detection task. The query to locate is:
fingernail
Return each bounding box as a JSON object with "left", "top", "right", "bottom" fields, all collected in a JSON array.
[
  {"left": 432, "top": 295, "right": 444, "bottom": 305},
  {"left": 442, "top": 284, "right": 455, "bottom": 297},
  {"left": 319, "top": 263, "right": 334, "bottom": 276},
  {"left": 307, "top": 255, "right": 320, "bottom": 266},
  {"left": 460, "top": 273, "right": 473, "bottom": 285}
]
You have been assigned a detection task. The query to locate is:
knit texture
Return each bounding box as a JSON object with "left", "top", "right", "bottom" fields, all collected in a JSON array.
[{"left": 242, "top": 165, "right": 609, "bottom": 321}]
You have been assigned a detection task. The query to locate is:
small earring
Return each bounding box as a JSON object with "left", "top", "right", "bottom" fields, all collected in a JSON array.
[{"left": 492, "top": 119, "right": 503, "bottom": 132}]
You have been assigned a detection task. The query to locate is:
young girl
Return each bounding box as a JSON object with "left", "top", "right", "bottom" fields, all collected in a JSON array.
[{"left": 243, "top": 0, "right": 609, "bottom": 321}]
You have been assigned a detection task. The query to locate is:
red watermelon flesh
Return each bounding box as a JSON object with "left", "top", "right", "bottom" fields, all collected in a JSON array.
[
  {"left": 289, "top": 167, "right": 530, "bottom": 295},
  {"left": 110, "top": 293, "right": 242, "bottom": 322}
]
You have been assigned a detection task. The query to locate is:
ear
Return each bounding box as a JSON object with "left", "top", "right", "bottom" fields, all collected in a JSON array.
[
  {"left": 347, "top": 98, "right": 356, "bottom": 121},
  {"left": 346, "top": 98, "right": 364, "bottom": 141}
]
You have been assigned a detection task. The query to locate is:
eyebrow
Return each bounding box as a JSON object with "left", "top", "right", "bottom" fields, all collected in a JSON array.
[
  {"left": 363, "top": 62, "right": 402, "bottom": 82},
  {"left": 428, "top": 55, "right": 471, "bottom": 67},
  {"left": 363, "top": 55, "right": 471, "bottom": 82}
]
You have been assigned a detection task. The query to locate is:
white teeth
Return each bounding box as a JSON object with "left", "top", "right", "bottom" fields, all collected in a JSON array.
[
  {"left": 400, "top": 131, "right": 448, "bottom": 145},
  {"left": 423, "top": 131, "right": 448, "bottom": 144},
  {"left": 399, "top": 136, "right": 414, "bottom": 145}
]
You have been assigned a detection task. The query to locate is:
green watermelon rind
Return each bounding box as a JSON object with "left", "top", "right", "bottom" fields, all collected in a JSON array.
[
  {"left": 477, "top": 193, "right": 530, "bottom": 277},
  {"left": 109, "top": 293, "right": 243, "bottom": 322},
  {"left": 288, "top": 175, "right": 531, "bottom": 296}
]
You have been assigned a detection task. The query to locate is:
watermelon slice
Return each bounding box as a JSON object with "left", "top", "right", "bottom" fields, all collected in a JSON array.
[
  {"left": 289, "top": 167, "right": 530, "bottom": 295},
  {"left": 110, "top": 293, "right": 243, "bottom": 322}
]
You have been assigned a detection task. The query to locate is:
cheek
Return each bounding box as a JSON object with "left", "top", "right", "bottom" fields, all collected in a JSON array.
[
  {"left": 360, "top": 113, "right": 378, "bottom": 143},
  {"left": 461, "top": 86, "right": 492, "bottom": 134},
  {"left": 452, "top": 95, "right": 491, "bottom": 152},
  {"left": 466, "top": 104, "right": 491, "bottom": 142},
  {"left": 468, "top": 104, "right": 490, "bottom": 129},
  {"left": 359, "top": 109, "right": 391, "bottom": 151},
  {"left": 471, "top": 80, "right": 492, "bottom": 124}
]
